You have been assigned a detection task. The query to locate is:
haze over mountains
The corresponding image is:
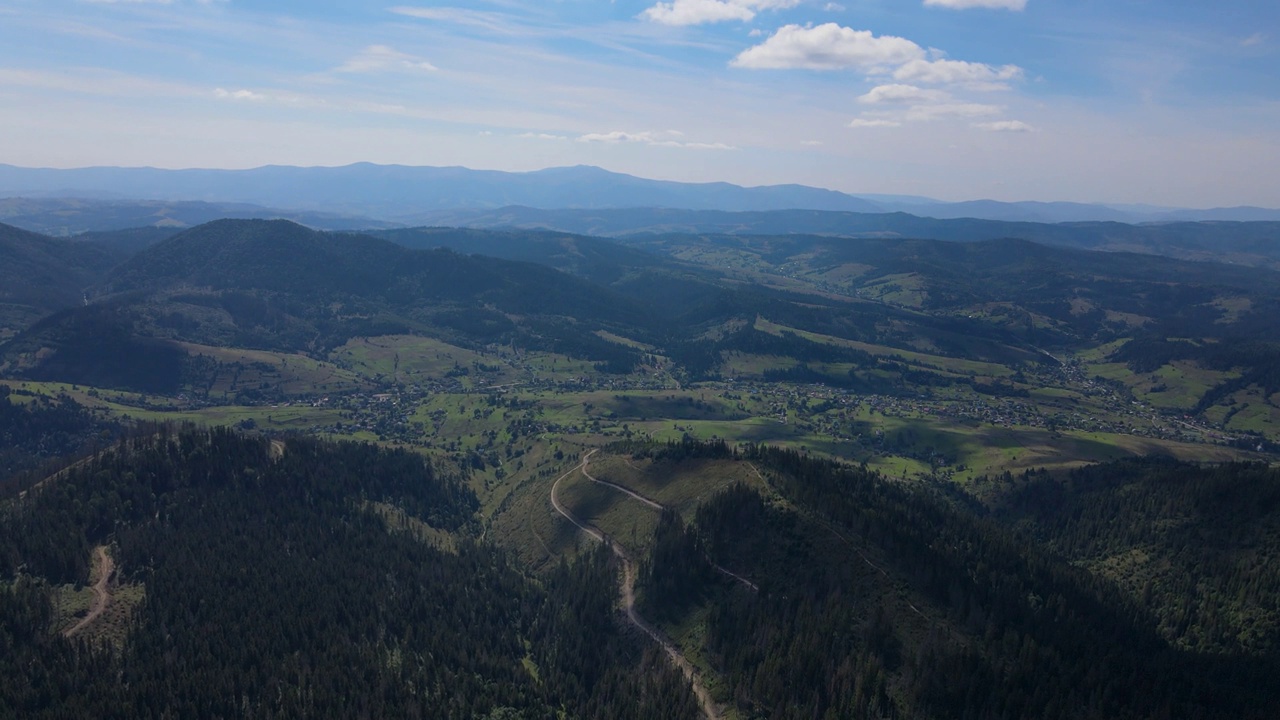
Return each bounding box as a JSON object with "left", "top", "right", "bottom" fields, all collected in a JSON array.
[{"left": 3, "top": 163, "right": 1278, "bottom": 226}]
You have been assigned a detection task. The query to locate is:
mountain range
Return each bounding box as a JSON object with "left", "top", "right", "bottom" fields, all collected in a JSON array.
[{"left": 2, "top": 162, "right": 1278, "bottom": 225}]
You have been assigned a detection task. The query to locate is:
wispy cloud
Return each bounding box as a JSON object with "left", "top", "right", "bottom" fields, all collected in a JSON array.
[
  {"left": 81, "top": 0, "right": 227, "bottom": 4},
  {"left": 848, "top": 118, "right": 901, "bottom": 128},
  {"left": 577, "top": 130, "right": 734, "bottom": 149},
  {"left": 213, "top": 88, "right": 267, "bottom": 101},
  {"left": 893, "top": 58, "right": 1023, "bottom": 90},
  {"left": 975, "top": 119, "right": 1034, "bottom": 132},
  {"left": 0, "top": 67, "right": 199, "bottom": 98},
  {"left": 388, "top": 6, "right": 519, "bottom": 34},
  {"left": 335, "top": 45, "right": 437, "bottom": 74},
  {"left": 922, "top": 0, "right": 1026, "bottom": 10},
  {"left": 905, "top": 102, "right": 1001, "bottom": 121}
]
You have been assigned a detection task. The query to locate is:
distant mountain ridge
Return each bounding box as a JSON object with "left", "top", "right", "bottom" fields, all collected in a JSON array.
[
  {"left": 408, "top": 206, "right": 1280, "bottom": 270},
  {"left": 0, "top": 197, "right": 397, "bottom": 236},
  {"left": 1, "top": 162, "right": 1276, "bottom": 224}
]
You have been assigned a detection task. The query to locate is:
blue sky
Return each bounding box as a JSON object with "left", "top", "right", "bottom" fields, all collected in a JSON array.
[{"left": 0, "top": 0, "right": 1276, "bottom": 205}]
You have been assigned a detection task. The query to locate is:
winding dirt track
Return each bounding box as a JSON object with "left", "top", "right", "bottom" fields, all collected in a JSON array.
[
  {"left": 581, "top": 459, "right": 758, "bottom": 593},
  {"left": 550, "top": 452, "right": 723, "bottom": 720},
  {"left": 64, "top": 546, "right": 114, "bottom": 639}
]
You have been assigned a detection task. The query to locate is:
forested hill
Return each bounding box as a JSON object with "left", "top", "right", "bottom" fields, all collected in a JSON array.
[
  {"left": 0, "top": 219, "right": 678, "bottom": 392},
  {"left": 370, "top": 226, "right": 683, "bottom": 287},
  {"left": 103, "top": 219, "right": 644, "bottom": 327},
  {"left": 632, "top": 440, "right": 1280, "bottom": 719},
  {"left": 104, "top": 217, "right": 670, "bottom": 334},
  {"left": 620, "top": 232, "right": 1280, "bottom": 346},
  {"left": 0, "top": 222, "right": 129, "bottom": 310},
  {"left": 0, "top": 427, "right": 700, "bottom": 719}
]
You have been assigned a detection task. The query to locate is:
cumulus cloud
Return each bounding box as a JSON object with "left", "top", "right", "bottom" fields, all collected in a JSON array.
[
  {"left": 848, "top": 118, "right": 901, "bottom": 128},
  {"left": 577, "top": 130, "right": 734, "bottom": 149},
  {"left": 893, "top": 58, "right": 1023, "bottom": 89},
  {"left": 858, "top": 83, "right": 949, "bottom": 104},
  {"left": 335, "top": 45, "right": 438, "bottom": 74},
  {"left": 731, "top": 23, "right": 925, "bottom": 71},
  {"left": 975, "top": 120, "right": 1034, "bottom": 132},
  {"left": 518, "top": 132, "right": 567, "bottom": 141},
  {"left": 923, "top": 0, "right": 1027, "bottom": 10},
  {"left": 640, "top": 0, "right": 798, "bottom": 26}
]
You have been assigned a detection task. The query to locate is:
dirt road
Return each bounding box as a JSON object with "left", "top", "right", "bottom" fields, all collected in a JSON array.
[
  {"left": 581, "top": 455, "right": 758, "bottom": 593},
  {"left": 550, "top": 452, "right": 722, "bottom": 720},
  {"left": 64, "top": 546, "right": 114, "bottom": 638},
  {"left": 579, "top": 457, "right": 663, "bottom": 510}
]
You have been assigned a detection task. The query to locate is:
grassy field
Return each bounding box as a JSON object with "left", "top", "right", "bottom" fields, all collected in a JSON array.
[
  {"left": 594, "top": 329, "right": 656, "bottom": 351},
  {"left": 487, "top": 451, "right": 595, "bottom": 571},
  {"left": 179, "top": 341, "right": 370, "bottom": 397},
  {"left": 329, "top": 335, "right": 514, "bottom": 386},
  {"left": 857, "top": 272, "right": 929, "bottom": 308},
  {"left": 1087, "top": 358, "right": 1236, "bottom": 412},
  {"left": 121, "top": 404, "right": 346, "bottom": 430},
  {"left": 1210, "top": 387, "right": 1280, "bottom": 437},
  {"left": 754, "top": 317, "right": 1014, "bottom": 377}
]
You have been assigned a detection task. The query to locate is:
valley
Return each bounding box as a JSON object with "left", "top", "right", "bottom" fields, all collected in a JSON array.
[{"left": 3, "top": 213, "right": 1280, "bottom": 718}]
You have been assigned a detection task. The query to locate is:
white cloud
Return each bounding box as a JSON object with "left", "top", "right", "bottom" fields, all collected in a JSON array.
[
  {"left": 893, "top": 58, "right": 1023, "bottom": 89},
  {"left": 335, "top": 45, "right": 438, "bottom": 74},
  {"left": 577, "top": 130, "right": 734, "bottom": 149},
  {"left": 642, "top": 0, "right": 752, "bottom": 25},
  {"left": 1241, "top": 33, "right": 1265, "bottom": 47},
  {"left": 213, "top": 88, "right": 267, "bottom": 101},
  {"left": 731, "top": 23, "right": 925, "bottom": 71},
  {"left": 518, "top": 132, "right": 567, "bottom": 141},
  {"left": 922, "top": 0, "right": 1027, "bottom": 10},
  {"left": 849, "top": 118, "right": 901, "bottom": 128},
  {"left": 640, "top": 0, "right": 799, "bottom": 26},
  {"left": 858, "top": 83, "right": 949, "bottom": 104},
  {"left": 905, "top": 102, "right": 1001, "bottom": 121},
  {"left": 975, "top": 120, "right": 1034, "bottom": 132},
  {"left": 579, "top": 130, "right": 659, "bottom": 143}
]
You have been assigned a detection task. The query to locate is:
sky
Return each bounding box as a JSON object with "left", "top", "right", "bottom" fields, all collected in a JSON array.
[{"left": 0, "top": 0, "right": 1277, "bottom": 206}]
